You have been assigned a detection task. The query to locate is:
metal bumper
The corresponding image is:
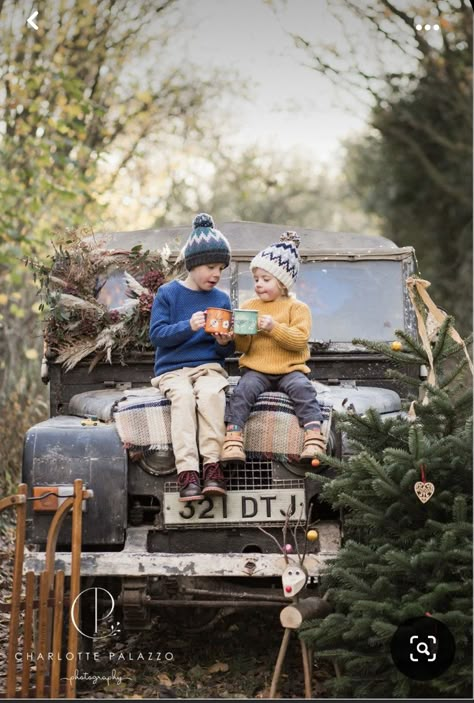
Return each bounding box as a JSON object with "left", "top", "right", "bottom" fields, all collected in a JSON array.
[
  {"left": 24, "top": 550, "right": 338, "bottom": 578},
  {"left": 24, "top": 522, "right": 341, "bottom": 578}
]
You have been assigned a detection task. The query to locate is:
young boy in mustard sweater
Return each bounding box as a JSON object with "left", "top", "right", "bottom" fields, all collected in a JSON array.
[{"left": 221, "top": 232, "right": 325, "bottom": 464}]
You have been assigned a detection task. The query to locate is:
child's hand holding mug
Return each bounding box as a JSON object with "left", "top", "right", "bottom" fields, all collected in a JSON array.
[
  {"left": 190, "top": 311, "right": 206, "bottom": 331},
  {"left": 258, "top": 314, "right": 275, "bottom": 332}
]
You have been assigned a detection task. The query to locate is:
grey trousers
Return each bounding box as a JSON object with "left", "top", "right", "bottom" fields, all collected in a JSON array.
[{"left": 225, "top": 369, "right": 323, "bottom": 429}]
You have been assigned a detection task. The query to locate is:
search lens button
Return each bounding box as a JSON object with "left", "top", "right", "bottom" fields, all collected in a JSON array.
[{"left": 391, "top": 616, "right": 455, "bottom": 680}]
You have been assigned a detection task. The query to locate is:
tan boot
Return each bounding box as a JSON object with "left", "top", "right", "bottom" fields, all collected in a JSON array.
[
  {"left": 221, "top": 431, "right": 246, "bottom": 464},
  {"left": 300, "top": 428, "right": 326, "bottom": 463}
]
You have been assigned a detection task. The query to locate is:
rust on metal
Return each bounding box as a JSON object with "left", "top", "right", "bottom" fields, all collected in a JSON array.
[{"left": 32, "top": 487, "right": 59, "bottom": 512}]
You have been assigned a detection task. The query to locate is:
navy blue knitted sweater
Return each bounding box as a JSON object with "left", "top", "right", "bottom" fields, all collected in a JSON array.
[{"left": 149, "top": 280, "right": 235, "bottom": 377}]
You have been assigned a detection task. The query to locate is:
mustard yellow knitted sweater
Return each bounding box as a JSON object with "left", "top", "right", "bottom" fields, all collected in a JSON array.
[{"left": 235, "top": 296, "right": 311, "bottom": 374}]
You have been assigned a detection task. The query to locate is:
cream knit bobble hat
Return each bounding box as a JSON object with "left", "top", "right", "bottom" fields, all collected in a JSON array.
[{"left": 250, "top": 231, "right": 301, "bottom": 289}]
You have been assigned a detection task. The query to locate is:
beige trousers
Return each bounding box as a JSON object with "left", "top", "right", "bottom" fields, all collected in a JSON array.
[{"left": 151, "top": 363, "right": 229, "bottom": 474}]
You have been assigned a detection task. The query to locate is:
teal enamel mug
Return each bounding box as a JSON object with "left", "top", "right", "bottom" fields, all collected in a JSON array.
[{"left": 233, "top": 309, "right": 258, "bottom": 335}]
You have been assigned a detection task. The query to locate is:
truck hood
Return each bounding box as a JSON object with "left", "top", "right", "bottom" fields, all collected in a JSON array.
[
  {"left": 313, "top": 382, "right": 401, "bottom": 415},
  {"left": 67, "top": 382, "right": 402, "bottom": 423}
]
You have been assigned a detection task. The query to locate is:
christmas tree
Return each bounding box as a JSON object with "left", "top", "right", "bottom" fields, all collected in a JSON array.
[{"left": 302, "top": 313, "right": 472, "bottom": 698}]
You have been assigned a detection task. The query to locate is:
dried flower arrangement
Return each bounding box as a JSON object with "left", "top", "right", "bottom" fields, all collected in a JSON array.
[{"left": 28, "top": 229, "right": 172, "bottom": 371}]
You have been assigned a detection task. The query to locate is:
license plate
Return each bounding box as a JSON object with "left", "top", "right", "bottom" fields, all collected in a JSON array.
[{"left": 163, "top": 489, "right": 306, "bottom": 526}]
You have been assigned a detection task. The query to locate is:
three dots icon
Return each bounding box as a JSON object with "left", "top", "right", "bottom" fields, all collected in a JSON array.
[{"left": 415, "top": 23, "right": 440, "bottom": 31}]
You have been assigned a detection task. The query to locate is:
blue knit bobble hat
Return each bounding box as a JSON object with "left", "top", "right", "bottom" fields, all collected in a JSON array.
[
  {"left": 183, "top": 213, "right": 231, "bottom": 271},
  {"left": 250, "top": 231, "right": 301, "bottom": 289}
]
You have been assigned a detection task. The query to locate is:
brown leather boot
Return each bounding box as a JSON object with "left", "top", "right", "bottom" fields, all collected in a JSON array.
[
  {"left": 299, "top": 429, "right": 326, "bottom": 463},
  {"left": 220, "top": 431, "right": 246, "bottom": 464},
  {"left": 202, "top": 462, "right": 227, "bottom": 496},
  {"left": 177, "top": 470, "right": 204, "bottom": 502}
]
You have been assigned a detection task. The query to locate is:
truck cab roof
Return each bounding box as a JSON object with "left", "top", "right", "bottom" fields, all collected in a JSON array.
[{"left": 96, "top": 221, "right": 410, "bottom": 259}]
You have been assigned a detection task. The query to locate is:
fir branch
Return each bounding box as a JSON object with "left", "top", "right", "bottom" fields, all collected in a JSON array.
[
  {"left": 423, "top": 383, "right": 452, "bottom": 405},
  {"left": 372, "top": 478, "right": 401, "bottom": 500},
  {"left": 383, "top": 550, "right": 412, "bottom": 571},
  {"left": 337, "top": 493, "right": 381, "bottom": 517},
  {"left": 407, "top": 425, "right": 426, "bottom": 461},
  {"left": 430, "top": 315, "right": 454, "bottom": 361},
  {"left": 437, "top": 332, "right": 473, "bottom": 361},
  {"left": 385, "top": 368, "right": 423, "bottom": 388},
  {"left": 439, "top": 358, "right": 469, "bottom": 389},
  {"left": 306, "top": 453, "right": 346, "bottom": 472},
  {"left": 399, "top": 468, "right": 419, "bottom": 491},
  {"left": 452, "top": 390, "right": 474, "bottom": 417},
  {"left": 305, "top": 470, "right": 332, "bottom": 483},
  {"left": 392, "top": 677, "right": 411, "bottom": 698},
  {"left": 391, "top": 328, "right": 430, "bottom": 359},
  {"left": 426, "top": 519, "right": 472, "bottom": 535},
  {"left": 452, "top": 497, "right": 469, "bottom": 523},
  {"left": 383, "top": 446, "right": 413, "bottom": 462},
  {"left": 364, "top": 453, "right": 398, "bottom": 486},
  {"left": 351, "top": 337, "right": 423, "bottom": 365},
  {"left": 331, "top": 567, "right": 374, "bottom": 595}
]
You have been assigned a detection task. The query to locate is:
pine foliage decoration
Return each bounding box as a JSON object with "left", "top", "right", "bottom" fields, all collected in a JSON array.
[{"left": 303, "top": 323, "right": 472, "bottom": 697}]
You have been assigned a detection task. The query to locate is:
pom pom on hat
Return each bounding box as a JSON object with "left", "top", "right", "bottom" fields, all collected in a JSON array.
[
  {"left": 280, "top": 231, "right": 300, "bottom": 247},
  {"left": 184, "top": 213, "right": 231, "bottom": 270},
  {"left": 250, "top": 231, "right": 301, "bottom": 289},
  {"left": 192, "top": 213, "right": 214, "bottom": 229}
]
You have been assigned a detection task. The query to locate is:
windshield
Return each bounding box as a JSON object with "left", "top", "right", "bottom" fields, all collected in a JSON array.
[
  {"left": 218, "top": 266, "right": 231, "bottom": 296},
  {"left": 95, "top": 270, "right": 131, "bottom": 310},
  {"left": 237, "top": 260, "right": 404, "bottom": 342}
]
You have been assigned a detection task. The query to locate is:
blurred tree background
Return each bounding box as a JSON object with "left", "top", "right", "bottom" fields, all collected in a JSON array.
[
  {"left": 0, "top": 0, "right": 471, "bottom": 496},
  {"left": 291, "top": 0, "right": 472, "bottom": 332},
  {"left": 0, "top": 0, "right": 234, "bottom": 494}
]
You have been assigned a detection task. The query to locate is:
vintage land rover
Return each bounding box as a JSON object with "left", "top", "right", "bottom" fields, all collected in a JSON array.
[{"left": 22, "top": 221, "right": 418, "bottom": 632}]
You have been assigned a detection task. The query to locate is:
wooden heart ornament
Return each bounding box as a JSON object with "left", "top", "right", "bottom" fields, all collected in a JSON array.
[{"left": 414, "top": 481, "right": 435, "bottom": 503}]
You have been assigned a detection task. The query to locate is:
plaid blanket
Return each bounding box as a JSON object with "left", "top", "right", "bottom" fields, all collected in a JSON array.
[
  {"left": 113, "top": 382, "right": 332, "bottom": 462},
  {"left": 243, "top": 392, "right": 332, "bottom": 462},
  {"left": 113, "top": 387, "right": 171, "bottom": 452}
]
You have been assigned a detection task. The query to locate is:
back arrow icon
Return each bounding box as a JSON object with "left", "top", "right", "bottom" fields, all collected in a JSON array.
[{"left": 27, "top": 10, "right": 39, "bottom": 30}]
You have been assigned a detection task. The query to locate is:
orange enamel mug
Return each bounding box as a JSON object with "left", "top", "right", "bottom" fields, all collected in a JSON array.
[{"left": 204, "top": 307, "right": 232, "bottom": 334}]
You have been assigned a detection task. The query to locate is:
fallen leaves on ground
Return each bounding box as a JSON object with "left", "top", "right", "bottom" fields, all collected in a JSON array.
[
  {"left": 172, "top": 673, "right": 186, "bottom": 686},
  {"left": 157, "top": 673, "right": 173, "bottom": 687},
  {"left": 207, "top": 661, "right": 229, "bottom": 674}
]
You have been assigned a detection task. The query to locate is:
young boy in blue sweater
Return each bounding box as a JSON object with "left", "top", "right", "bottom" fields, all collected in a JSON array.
[{"left": 150, "top": 214, "right": 234, "bottom": 501}]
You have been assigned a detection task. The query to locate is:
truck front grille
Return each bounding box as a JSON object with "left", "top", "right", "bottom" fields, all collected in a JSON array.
[
  {"left": 225, "top": 459, "right": 273, "bottom": 490},
  {"left": 164, "top": 460, "right": 304, "bottom": 493}
]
